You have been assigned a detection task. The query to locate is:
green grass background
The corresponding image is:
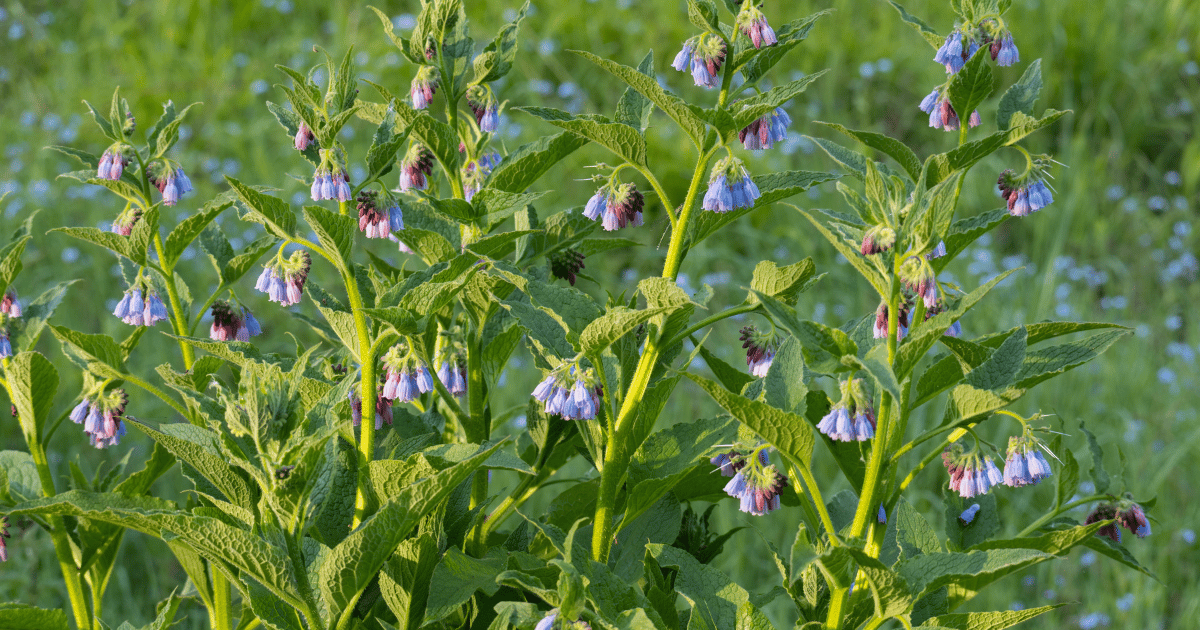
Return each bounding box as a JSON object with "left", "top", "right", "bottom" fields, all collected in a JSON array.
[{"left": 1, "top": 0, "right": 1197, "bottom": 627}]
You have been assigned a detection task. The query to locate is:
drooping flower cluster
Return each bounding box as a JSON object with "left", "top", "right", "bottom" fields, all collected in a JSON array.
[
  {"left": 739, "top": 107, "right": 791, "bottom": 150},
  {"left": 410, "top": 66, "right": 439, "bottom": 110},
  {"left": 348, "top": 390, "right": 393, "bottom": 430},
  {"left": 436, "top": 355, "right": 467, "bottom": 398},
  {"left": 531, "top": 365, "right": 603, "bottom": 421},
  {"left": 398, "top": 144, "right": 434, "bottom": 192},
  {"left": 1086, "top": 499, "right": 1152, "bottom": 543},
  {"left": 381, "top": 343, "right": 436, "bottom": 404},
  {"left": 549, "top": 248, "right": 586, "bottom": 286},
  {"left": 672, "top": 35, "right": 726, "bottom": 89},
  {"left": 255, "top": 250, "right": 312, "bottom": 307},
  {"left": 817, "top": 378, "right": 876, "bottom": 442},
  {"left": 111, "top": 206, "right": 143, "bottom": 236},
  {"left": 1002, "top": 434, "right": 1054, "bottom": 487},
  {"left": 293, "top": 122, "right": 314, "bottom": 151},
  {"left": 738, "top": 325, "right": 777, "bottom": 377},
  {"left": 113, "top": 284, "right": 169, "bottom": 327},
  {"left": 980, "top": 19, "right": 1020, "bottom": 67},
  {"left": 467, "top": 85, "right": 500, "bottom": 133},
  {"left": 702, "top": 156, "right": 760, "bottom": 213},
  {"left": 310, "top": 165, "right": 353, "bottom": 202},
  {"left": 462, "top": 152, "right": 501, "bottom": 202},
  {"left": 713, "top": 446, "right": 788, "bottom": 516},
  {"left": 860, "top": 225, "right": 897, "bottom": 256},
  {"left": 0, "top": 288, "right": 22, "bottom": 358},
  {"left": 934, "top": 30, "right": 980, "bottom": 74},
  {"left": 919, "top": 87, "right": 981, "bottom": 132},
  {"left": 356, "top": 190, "right": 404, "bottom": 239},
  {"left": 899, "top": 255, "right": 939, "bottom": 308},
  {"left": 942, "top": 443, "right": 1004, "bottom": 498},
  {"left": 70, "top": 389, "right": 129, "bottom": 449},
  {"left": 148, "top": 165, "right": 194, "bottom": 206},
  {"left": 583, "top": 182, "right": 644, "bottom": 231},
  {"left": 873, "top": 301, "right": 910, "bottom": 342},
  {"left": 998, "top": 167, "right": 1055, "bottom": 217},
  {"left": 97, "top": 147, "right": 127, "bottom": 180},
  {"left": 735, "top": 3, "right": 778, "bottom": 49},
  {"left": 209, "top": 301, "right": 263, "bottom": 342}
]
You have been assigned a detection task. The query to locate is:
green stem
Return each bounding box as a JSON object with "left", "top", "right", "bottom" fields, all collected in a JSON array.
[
  {"left": 661, "top": 152, "right": 714, "bottom": 281},
  {"left": 121, "top": 370, "right": 189, "bottom": 417},
  {"left": 1017, "top": 494, "right": 1106, "bottom": 537},
  {"left": 152, "top": 233, "right": 195, "bottom": 370},
  {"left": 666, "top": 303, "right": 758, "bottom": 347},
  {"left": 90, "top": 578, "right": 103, "bottom": 630},
  {"left": 633, "top": 166, "right": 677, "bottom": 228},
  {"left": 212, "top": 573, "right": 233, "bottom": 630},
  {"left": 344, "top": 239, "right": 378, "bottom": 528},
  {"left": 189, "top": 283, "right": 230, "bottom": 336},
  {"left": 466, "top": 329, "right": 490, "bottom": 555},
  {"left": 790, "top": 461, "right": 841, "bottom": 547}
]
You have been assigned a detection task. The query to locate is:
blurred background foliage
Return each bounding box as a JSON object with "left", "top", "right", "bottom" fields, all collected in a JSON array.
[{"left": 0, "top": 0, "right": 1196, "bottom": 628}]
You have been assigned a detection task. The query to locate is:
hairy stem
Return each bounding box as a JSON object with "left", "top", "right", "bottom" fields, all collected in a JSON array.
[
  {"left": 152, "top": 233, "right": 195, "bottom": 370},
  {"left": 345, "top": 255, "right": 378, "bottom": 528},
  {"left": 211, "top": 573, "right": 233, "bottom": 630},
  {"left": 1017, "top": 494, "right": 1106, "bottom": 537}
]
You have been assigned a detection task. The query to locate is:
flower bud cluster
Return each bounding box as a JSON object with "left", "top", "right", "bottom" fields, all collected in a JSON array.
[
  {"left": 356, "top": 191, "right": 404, "bottom": 239},
  {"left": 738, "top": 325, "right": 777, "bottom": 377},
  {"left": 583, "top": 182, "right": 645, "bottom": 232},
  {"left": 0, "top": 288, "right": 22, "bottom": 358},
  {"left": 817, "top": 378, "right": 876, "bottom": 441},
  {"left": 349, "top": 390, "right": 393, "bottom": 430},
  {"left": 148, "top": 165, "right": 193, "bottom": 206},
  {"left": 549, "top": 248, "right": 586, "bottom": 286},
  {"left": 255, "top": 250, "right": 312, "bottom": 307},
  {"left": 399, "top": 144, "right": 434, "bottom": 192},
  {"left": 532, "top": 365, "right": 602, "bottom": 421},
  {"left": 712, "top": 446, "right": 787, "bottom": 516},
  {"left": 381, "top": 343, "right": 436, "bottom": 404},
  {"left": 209, "top": 301, "right": 263, "bottom": 342},
  {"left": 97, "top": 147, "right": 128, "bottom": 181},
  {"left": 1086, "top": 499, "right": 1152, "bottom": 543},
  {"left": 467, "top": 85, "right": 500, "bottom": 133},
  {"left": 672, "top": 35, "right": 727, "bottom": 89},
  {"left": 738, "top": 107, "right": 791, "bottom": 151},
  {"left": 410, "top": 66, "right": 439, "bottom": 110},
  {"left": 294, "top": 122, "right": 315, "bottom": 151},
  {"left": 70, "top": 389, "right": 129, "bottom": 449},
  {"left": 735, "top": 3, "right": 778, "bottom": 49}
]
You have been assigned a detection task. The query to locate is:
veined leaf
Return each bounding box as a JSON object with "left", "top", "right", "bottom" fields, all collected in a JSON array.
[
  {"left": 685, "top": 372, "right": 814, "bottom": 469},
  {"left": 997, "top": 59, "right": 1043, "bottom": 130},
  {"left": 575, "top": 50, "right": 708, "bottom": 144},
  {"left": 887, "top": 0, "right": 944, "bottom": 48},
  {"left": 516, "top": 106, "right": 648, "bottom": 168},
  {"left": 948, "top": 48, "right": 994, "bottom": 132},
  {"left": 817, "top": 122, "right": 921, "bottom": 181},
  {"left": 227, "top": 177, "right": 297, "bottom": 240}
]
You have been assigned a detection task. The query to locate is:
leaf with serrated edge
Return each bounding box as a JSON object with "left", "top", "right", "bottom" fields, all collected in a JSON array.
[
  {"left": 575, "top": 50, "right": 708, "bottom": 144},
  {"left": 686, "top": 372, "right": 814, "bottom": 469}
]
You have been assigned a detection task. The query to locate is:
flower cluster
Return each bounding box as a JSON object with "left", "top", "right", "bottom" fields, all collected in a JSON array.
[
  {"left": 410, "top": 66, "right": 439, "bottom": 110},
  {"left": 672, "top": 35, "right": 726, "bottom": 88},
  {"left": 148, "top": 165, "right": 194, "bottom": 206},
  {"left": 860, "top": 225, "right": 896, "bottom": 256},
  {"left": 739, "top": 107, "right": 791, "bottom": 150},
  {"left": 998, "top": 167, "right": 1055, "bottom": 217},
  {"left": 1086, "top": 499, "right": 1152, "bottom": 543},
  {"left": 381, "top": 344, "right": 436, "bottom": 403},
  {"left": 532, "top": 365, "right": 602, "bottom": 421},
  {"left": 293, "top": 122, "right": 314, "bottom": 151},
  {"left": 356, "top": 191, "right": 404, "bottom": 239},
  {"left": 736, "top": 3, "right": 778, "bottom": 49},
  {"left": 1002, "top": 434, "right": 1054, "bottom": 487},
  {"left": 255, "top": 250, "right": 312, "bottom": 307},
  {"left": 349, "top": 390, "right": 393, "bottom": 430},
  {"left": 462, "top": 152, "right": 501, "bottom": 202},
  {"left": 209, "top": 301, "right": 262, "bottom": 342},
  {"left": 96, "top": 147, "right": 127, "bottom": 180},
  {"left": 583, "top": 182, "right": 644, "bottom": 231},
  {"left": 310, "top": 165, "right": 353, "bottom": 202},
  {"left": 942, "top": 444, "right": 1005, "bottom": 498},
  {"left": 70, "top": 389, "right": 129, "bottom": 449},
  {"left": 436, "top": 355, "right": 467, "bottom": 398},
  {"left": 919, "top": 87, "right": 981, "bottom": 132},
  {"left": 113, "top": 284, "right": 169, "bottom": 327},
  {"left": 549, "top": 248, "right": 586, "bottom": 286},
  {"left": 738, "top": 325, "right": 777, "bottom": 377},
  {"left": 398, "top": 144, "right": 434, "bottom": 192},
  {"left": 899, "top": 255, "right": 939, "bottom": 308},
  {"left": 873, "top": 301, "right": 910, "bottom": 341},
  {"left": 111, "top": 206, "right": 142, "bottom": 236},
  {"left": 712, "top": 447, "right": 787, "bottom": 516},
  {"left": 702, "top": 156, "right": 760, "bottom": 213},
  {"left": 0, "top": 288, "right": 22, "bottom": 358},
  {"left": 467, "top": 85, "right": 500, "bottom": 133},
  {"left": 817, "top": 379, "right": 876, "bottom": 441},
  {"left": 934, "top": 31, "right": 980, "bottom": 74}
]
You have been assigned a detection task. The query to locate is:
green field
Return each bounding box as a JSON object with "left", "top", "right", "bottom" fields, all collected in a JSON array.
[{"left": 1, "top": 0, "right": 1196, "bottom": 627}]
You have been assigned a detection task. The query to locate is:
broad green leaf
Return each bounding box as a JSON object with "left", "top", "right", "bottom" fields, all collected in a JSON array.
[
  {"left": 734, "top": 72, "right": 827, "bottom": 131},
  {"left": 162, "top": 199, "right": 232, "bottom": 269},
  {"left": 515, "top": 106, "right": 648, "bottom": 168},
  {"left": 576, "top": 50, "right": 708, "bottom": 144},
  {"left": 4, "top": 352, "right": 58, "bottom": 459},
  {"left": 1055, "top": 446, "right": 1080, "bottom": 510},
  {"left": 648, "top": 544, "right": 772, "bottom": 630},
  {"left": 881, "top": 498, "right": 942, "bottom": 566},
  {"left": 792, "top": 206, "right": 888, "bottom": 295},
  {"left": 302, "top": 205, "right": 354, "bottom": 270},
  {"left": 487, "top": 132, "right": 590, "bottom": 194},
  {"left": 948, "top": 48, "right": 994, "bottom": 135},
  {"left": 363, "top": 103, "right": 409, "bottom": 182},
  {"left": 357, "top": 98, "right": 459, "bottom": 174},
  {"left": 50, "top": 325, "right": 126, "bottom": 374},
  {"left": 379, "top": 534, "right": 438, "bottom": 630},
  {"left": 580, "top": 306, "right": 670, "bottom": 356},
  {"left": 686, "top": 0, "right": 720, "bottom": 32},
  {"left": 924, "top": 605, "right": 1064, "bottom": 630},
  {"left": 424, "top": 547, "right": 509, "bottom": 622},
  {"left": 625, "top": 417, "right": 738, "bottom": 526},
  {"left": 471, "top": 188, "right": 546, "bottom": 226},
  {"left": 764, "top": 338, "right": 807, "bottom": 414},
  {"left": 128, "top": 419, "right": 257, "bottom": 509},
  {"left": 738, "top": 12, "right": 831, "bottom": 82},
  {"left": 82, "top": 98, "right": 116, "bottom": 139},
  {"left": 754, "top": 292, "right": 857, "bottom": 375},
  {"left": 1011, "top": 329, "right": 1130, "bottom": 389},
  {"left": 318, "top": 442, "right": 502, "bottom": 619},
  {"left": 9, "top": 280, "right": 74, "bottom": 355},
  {"left": 613, "top": 51, "right": 656, "bottom": 132},
  {"left": 1078, "top": 419, "right": 1111, "bottom": 494},
  {"left": 997, "top": 59, "right": 1042, "bottom": 130},
  {"left": 0, "top": 604, "right": 69, "bottom": 630},
  {"left": 0, "top": 236, "right": 29, "bottom": 295},
  {"left": 685, "top": 373, "right": 814, "bottom": 469},
  {"left": 817, "top": 122, "right": 922, "bottom": 181},
  {"left": 0, "top": 451, "right": 42, "bottom": 502},
  {"left": 973, "top": 321, "right": 1127, "bottom": 349},
  {"left": 51, "top": 227, "right": 149, "bottom": 266},
  {"left": 612, "top": 493, "right": 683, "bottom": 582},
  {"left": 840, "top": 547, "right": 913, "bottom": 621},
  {"left": 227, "top": 177, "right": 297, "bottom": 240},
  {"left": 887, "top": 0, "right": 944, "bottom": 48},
  {"left": 896, "top": 548, "right": 1054, "bottom": 600},
  {"left": 960, "top": 326, "right": 1026, "bottom": 390},
  {"left": 748, "top": 259, "right": 816, "bottom": 306},
  {"left": 695, "top": 343, "right": 755, "bottom": 393},
  {"left": 152, "top": 102, "right": 199, "bottom": 159},
  {"left": 472, "top": 1, "right": 528, "bottom": 83},
  {"left": 933, "top": 209, "right": 1009, "bottom": 271}
]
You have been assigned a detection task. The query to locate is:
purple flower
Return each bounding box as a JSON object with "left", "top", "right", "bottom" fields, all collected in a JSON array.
[
  {"left": 411, "top": 67, "right": 439, "bottom": 110},
  {"left": 461, "top": 152, "right": 501, "bottom": 202},
  {"left": 817, "top": 379, "right": 876, "bottom": 442},
  {"left": 256, "top": 251, "right": 311, "bottom": 307},
  {"left": 98, "top": 148, "right": 125, "bottom": 180},
  {"left": 585, "top": 182, "right": 644, "bottom": 232},
  {"left": 0, "top": 333, "right": 11, "bottom": 358},
  {"left": 739, "top": 325, "right": 777, "bottom": 377},
  {"left": 175, "top": 168, "right": 193, "bottom": 196},
  {"left": 398, "top": 144, "right": 434, "bottom": 192},
  {"left": 143, "top": 293, "right": 169, "bottom": 326},
  {"left": 468, "top": 85, "right": 500, "bottom": 133},
  {"left": 333, "top": 171, "right": 352, "bottom": 202},
  {"left": 878, "top": 505, "right": 888, "bottom": 523},
  {"left": 992, "top": 32, "right": 1019, "bottom": 66},
  {"left": 534, "top": 611, "right": 558, "bottom": 630},
  {"left": 671, "top": 41, "right": 694, "bottom": 72},
  {"left": 873, "top": 302, "right": 910, "bottom": 342},
  {"left": 998, "top": 170, "right": 1055, "bottom": 217},
  {"left": 925, "top": 92, "right": 981, "bottom": 132},
  {"left": 689, "top": 38, "right": 726, "bottom": 88},
  {"left": 294, "top": 122, "right": 314, "bottom": 151},
  {"left": 583, "top": 190, "right": 606, "bottom": 220},
  {"left": 935, "top": 31, "right": 979, "bottom": 74},
  {"left": 1086, "top": 503, "right": 1123, "bottom": 543},
  {"left": 710, "top": 451, "right": 740, "bottom": 477},
  {"left": 1118, "top": 503, "right": 1151, "bottom": 538},
  {"left": 738, "top": 7, "right": 778, "bottom": 49},
  {"left": 900, "top": 257, "right": 938, "bottom": 309},
  {"left": 210, "top": 302, "right": 262, "bottom": 342},
  {"left": 349, "top": 390, "right": 393, "bottom": 429},
  {"left": 79, "top": 389, "right": 128, "bottom": 449},
  {"left": 357, "top": 191, "right": 402, "bottom": 239},
  {"left": 531, "top": 367, "right": 602, "bottom": 420},
  {"left": 722, "top": 456, "right": 787, "bottom": 517},
  {"left": 436, "top": 359, "right": 467, "bottom": 397},
  {"left": 919, "top": 88, "right": 940, "bottom": 114},
  {"left": 703, "top": 158, "right": 758, "bottom": 213},
  {"left": 2, "top": 288, "right": 22, "bottom": 318},
  {"left": 739, "top": 107, "right": 791, "bottom": 150},
  {"left": 1003, "top": 435, "right": 1054, "bottom": 487}
]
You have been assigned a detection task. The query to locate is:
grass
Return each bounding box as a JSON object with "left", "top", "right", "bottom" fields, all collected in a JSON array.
[{"left": 0, "top": 0, "right": 1196, "bottom": 627}]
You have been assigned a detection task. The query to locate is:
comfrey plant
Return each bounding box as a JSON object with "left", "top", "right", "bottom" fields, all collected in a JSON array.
[{"left": 0, "top": 1, "right": 1157, "bottom": 629}]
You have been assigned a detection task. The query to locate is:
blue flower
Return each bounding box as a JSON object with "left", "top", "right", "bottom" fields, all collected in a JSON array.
[
  {"left": 0, "top": 333, "right": 11, "bottom": 358},
  {"left": 586, "top": 182, "right": 644, "bottom": 231},
  {"left": 739, "top": 325, "right": 777, "bottom": 377},
  {"left": 959, "top": 503, "right": 982, "bottom": 525},
  {"left": 689, "top": 37, "right": 726, "bottom": 89},
  {"left": 583, "top": 190, "right": 607, "bottom": 220},
  {"left": 710, "top": 451, "right": 739, "bottom": 477},
  {"left": 999, "top": 170, "right": 1056, "bottom": 217},
  {"left": 1003, "top": 435, "right": 1054, "bottom": 487},
  {"left": 534, "top": 611, "right": 558, "bottom": 630},
  {"left": 462, "top": 153, "right": 501, "bottom": 202},
  {"left": 79, "top": 389, "right": 128, "bottom": 449},
  {"left": 926, "top": 93, "right": 981, "bottom": 132},
  {"left": 919, "top": 88, "right": 940, "bottom": 114},
  {"left": 98, "top": 148, "right": 126, "bottom": 180},
  {"left": 143, "top": 293, "right": 169, "bottom": 326},
  {"left": 531, "top": 367, "right": 602, "bottom": 420},
  {"left": 437, "top": 359, "right": 468, "bottom": 397},
  {"left": 703, "top": 158, "right": 759, "bottom": 213},
  {"left": 878, "top": 505, "right": 888, "bottom": 523},
  {"left": 993, "top": 33, "right": 1019, "bottom": 66},
  {"left": 468, "top": 85, "right": 501, "bottom": 133},
  {"left": 410, "top": 67, "right": 439, "bottom": 110},
  {"left": 817, "top": 379, "right": 875, "bottom": 442},
  {"left": 873, "top": 302, "right": 909, "bottom": 342},
  {"left": 927, "top": 240, "right": 947, "bottom": 259},
  {"left": 256, "top": 251, "right": 311, "bottom": 307},
  {"left": 671, "top": 41, "right": 694, "bottom": 72},
  {"left": 934, "top": 32, "right": 965, "bottom": 72},
  {"left": 1118, "top": 503, "right": 1151, "bottom": 538},
  {"left": 738, "top": 7, "right": 778, "bottom": 49}
]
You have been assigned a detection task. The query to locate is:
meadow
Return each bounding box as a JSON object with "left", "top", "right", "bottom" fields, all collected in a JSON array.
[{"left": 0, "top": 0, "right": 1196, "bottom": 628}]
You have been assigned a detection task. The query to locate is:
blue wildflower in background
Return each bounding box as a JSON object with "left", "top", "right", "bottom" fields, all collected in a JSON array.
[
  {"left": 739, "top": 107, "right": 791, "bottom": 150},
  {"left": 817, "top": 379, "right": 876, "bottom": 442}
]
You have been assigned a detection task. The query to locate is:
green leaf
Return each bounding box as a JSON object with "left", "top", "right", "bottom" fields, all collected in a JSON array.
[
  {"left": 764, "top": 338, "right": 807, "bottom": 414},
  {"left": 127, "top": 419, "right": 257, "bottom": 509},
  {"left": 842, "top": 345, "right": 901, "bottom": 401},
  {"left": 960, "top": 326, "right": 1026, "bottom": 390},
  {"left": 948, "top": 48, "right": 994, "bottom": 126},
  {"left": 487, "top": 132, "right": 591, "bottom": 194},
  {"left": 162, "top": 199, "right": 232, "bottom": 270},
  {"left": 152, "top": 102, "right": 199, "bottom": 159},
  {"left": 648, "top": 544, "right": 773, "bottom": 630},
  {"left": 83, "top": 97, "right": 115, "bottom": 139},
  {"left": 4, "top": 352, "right": 58, "bottom": 456},
  {"left": 754, "top": 293, "right": 857, "bottom": 375},
  {"left": 424, "top": 547, "right": 509, "bottom": 622},
  {"left": 896, "top": 548, "right": 1054, "bottom": 600},
  {"left": 817, "top": 122, "right": 921, "bottom": 181},
  {"left": 933, "top": 209, "right": 1009, "bottom": 271},
  {"left": 10, "top": 281, "right": 75, "bottom": 355},
  {"left": 1055, "top": 446, "right": 1080, "bottom": 510},
  {"left": 580, "top": 306, "right": 670, "bottom": 356},
  {"left": 685, "top": 373, "right": 814, "bottom": 469},
  {"left": 625, "top": 417, "right": 738, "bottom": 526},
  {"left": 613, "top": 51, "right": 656, "bottom": 132},
  {"left": 686, "top": 0, "right": 721, "bottom": 32},
  {"left": 612, "top": 495, "right": 684, "bottom": 582},
  {"left": 379, "top": 534, "right": 438, "bottom": 630},
  {"left": 1078, "top": 420, "right": 1110, "bottom": 494},
  {"left": 1010, "top": 329, "right": 1130, "bottom": 390},
  {"left": 227, "top": 177, "right": 296, "bottom": 240},
  {"left": 924, "top": 605, "right": 1064, "bottom": 630},
  {"left": 695, "top": 343, "right": 755, "bottom": 393},
  {"left": 734, "top": 72, "right": 827, "bottom": 131},
  {"left": 997, "top": 59, "right": 1042, "bottom": 130},
  {"left": 748, "top": 259, "right": 816, "bottom": 306},
  {"left": 318, "top": 442, "right": 503, "bottom": 619},
  {"left": 51, "top": 227, "right": 148, "bottom": 267},
  {"left": 882, "top": 498, "right": 942, "bottom": 566},
  {"left": 267, "top": 101, "right": 321, "bottom": 167},
  {"left": 472, "top": 1, "right": 528, "bottom": 83},
  {"left": 357, "top": 98, "right": 459, "bottom": 174},
  {"left": 887, "top": 0, "right": 944, "bottom": 48},
  {"left": 515, "top": 106, "right": 647, "bottom": 168},
  {"left": 0, "top": 604, "right": 69, "bottom": 630},
  {"left": 944, "top": 492, "right": 999, "bottom": 550},
  {"left": 302, "top": 205, "right": 354, "bottom": 270},
  {"left": 575, "top": 50, "right": 708, "bottom": 144},
  {"left": 363, "top": 103, "right": 410, "bottom": 182},
  {"left": 50, "top": 325, "right": 126, "bottom": 374},
  {"left": 792, "top": 206, "right": 888, "bottom": 296},
  {"left": 471, "top": 188, "right": 547, "bottom": 226},
  {"left": 738, "top": 12, "right": 831, "bottom": 83}
]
